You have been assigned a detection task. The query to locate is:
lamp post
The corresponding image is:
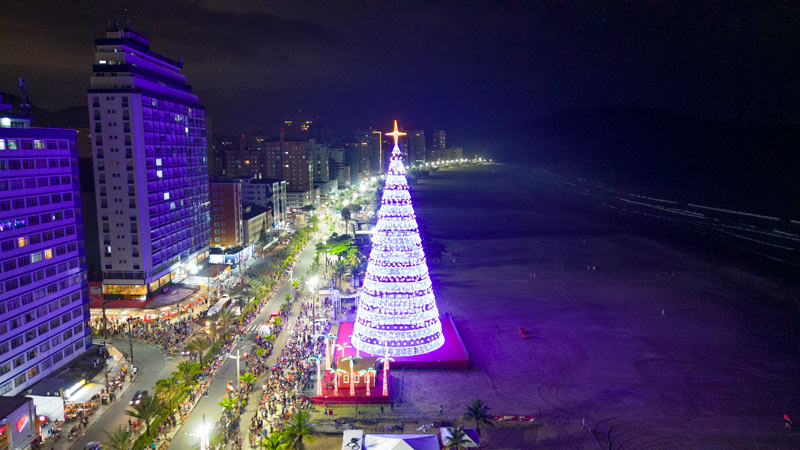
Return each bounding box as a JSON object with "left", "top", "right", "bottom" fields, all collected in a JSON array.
[
  {"left": 306, "top": 276, "right": 319, "bottom": 336},
  {"left": 126, "top": 319, "right": 134, "bottom": 365},
  {"left": 101, "top": 298, "right": 112, "bottom": 346}
]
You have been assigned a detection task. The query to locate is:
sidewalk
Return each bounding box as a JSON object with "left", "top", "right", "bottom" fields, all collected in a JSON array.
[
  {"left": 44, "top": 344, "right": 134, "bottom": 449},
  {"left": 237, "top": 286, "right": 310, "bottom": 449}
]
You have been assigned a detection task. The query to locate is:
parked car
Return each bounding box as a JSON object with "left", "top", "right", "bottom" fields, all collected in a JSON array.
[{"left": 85, "top": 442, "right": 102, "bottom": 450}]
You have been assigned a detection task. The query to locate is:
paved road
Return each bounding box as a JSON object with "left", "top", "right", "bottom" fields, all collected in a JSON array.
[
  {"left": 69, "top": 339, "right": 180, "bottom": 449},
  {"left": 168, "top": 231, "right": 319, "bottom": 449}
]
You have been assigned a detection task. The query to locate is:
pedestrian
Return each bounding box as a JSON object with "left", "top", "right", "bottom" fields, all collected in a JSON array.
[
  {"left": 785, "top": 414, "right": 793, "bottom": 429},
  {"left": 439, "top": 405, "right": 443, "bottom": 415}
]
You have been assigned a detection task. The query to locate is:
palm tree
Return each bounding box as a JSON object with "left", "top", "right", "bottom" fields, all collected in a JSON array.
[
  {"left": 155, "top": 375, "right": 181, "bottom": 412},
  {"left": 462, "top": 399, "right": 493, "bottom": 435},
  {"left": 333, "top": 260, "right": 348, "bottom": 288},
  {"left": 185, "top": 337, "right": 209, "bottom": 358},
  {"left": 259, "top": 432, "right": 288, "bottom": 450},
  {"left": 341, "top": 207, "right": 351, "bottom": 235},
  {"left": 219, "top": 396, "right": 239, "bottom": 416},
  {"left": 216, "top": 308, "right": 237, "bottom": 336},
  {"left": 341, "top": 355, "right": 362, "bottom": 396},
  {"left": 103, "top": 426, "right": 133, "bottom": 450},
  {"left": 240, "top": 371, "right": 258, "bottom": 387},
  {"left": 358, "top": 367, "right": 377, "bottom": 396},
  {"left": 445, "top": 426, "right": 471, "bottom": 449},
  {"left": 327, "top": 367, "right": 346, "bottom": 396},
  {"left": 255, "top": 348, "right": 267, "bottom": 360},
  {"left": 125, "top": 393, "right": 161, "bottom": 436},
  {"left": 176, "top": 361, "right": 202, "bottom": 387},
  {"left": 283, "top": 410, "right": 315, "bottom": 450}
]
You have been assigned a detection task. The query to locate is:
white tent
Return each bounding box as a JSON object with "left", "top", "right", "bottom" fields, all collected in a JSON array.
[
  {"left": 439, "top": 427, "right": 481, "bottom": 448},
  {"left": 363, "top": 434, "right": 440, "bottom": 450},
  {"left": 342, "top": 430, "right": 364, "bottom": 449}
]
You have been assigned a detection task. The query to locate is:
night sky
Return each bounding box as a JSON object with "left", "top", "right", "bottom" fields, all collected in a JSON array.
[{"left": 1, "top": 1, "right": 798, "bottom": 139}]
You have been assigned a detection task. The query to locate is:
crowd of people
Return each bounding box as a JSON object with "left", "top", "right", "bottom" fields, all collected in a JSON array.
[
  {"left": 247, "top": 289, "right": 332, "bottom": 446},
  {"left": 91, "top": 312, "right": 201, "bottom": 353}
]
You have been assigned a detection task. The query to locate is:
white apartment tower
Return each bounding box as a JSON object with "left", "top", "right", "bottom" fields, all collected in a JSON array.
[{"left": 88, "top": 27, "right": 210, "bottom": 301}]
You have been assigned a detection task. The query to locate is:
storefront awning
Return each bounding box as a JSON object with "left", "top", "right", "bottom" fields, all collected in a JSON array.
[{"left": 65, "top": 383, "right": 104, "bottom": 404}]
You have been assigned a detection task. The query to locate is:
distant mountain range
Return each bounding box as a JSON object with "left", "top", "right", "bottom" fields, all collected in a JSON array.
[
  {"left": 1, "top": 92, "right": 88, "bottom": 129},
  {"left": 479, "top": 106, "right": 800, "bottom": 217}
]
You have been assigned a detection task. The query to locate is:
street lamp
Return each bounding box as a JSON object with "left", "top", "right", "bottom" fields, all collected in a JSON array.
[
  {"left": 306, "top": 276, "right": 319, "bottom": 336},
  {"left": 126, "top": 319, "right": 134, "bottom": 365},
  {"left": 198, "top": 414, "right": 210, "bottom": 450}
]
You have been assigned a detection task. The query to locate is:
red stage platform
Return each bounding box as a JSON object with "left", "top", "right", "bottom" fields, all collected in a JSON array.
[
  {"left": 310, "top": 369, "right": 390, "bottom": 405},
  {"left": 333, "top": 313, "right": 470, "bottom": 370}
]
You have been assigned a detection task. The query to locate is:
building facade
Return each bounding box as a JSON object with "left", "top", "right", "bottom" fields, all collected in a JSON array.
[
  {"left": 262, "top": 140, "right": 312, "bottom": 198},
  {"left": 430, "top": 129, "right": 446, "bottom": 161},
  {"left": 408, "top": 130, "right": 426, "bottom": 165},
  {"left": 239, "top": 178, "right": 287, "bottom": 227},
  {"left": 0, "top": 107, "right": 91, "bottom": 396},
  {"left": 88, "top": 27, "right": 210, "bottom": 301},
  {"left": 242, "top": 206, "right": 269, "bottom": 246},
  {"left": 210, "top": 181, "right": 243, "bottom": 248}
]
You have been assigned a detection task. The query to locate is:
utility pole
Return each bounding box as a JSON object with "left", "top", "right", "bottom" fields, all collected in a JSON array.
[{"left": 127, "top": 319, "right": 134, "bottom": 365}]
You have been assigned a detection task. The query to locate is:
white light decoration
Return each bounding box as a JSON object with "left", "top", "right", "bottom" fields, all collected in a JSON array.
[{"left": 352, "top": 121, "right": 445, "bottom": 356}]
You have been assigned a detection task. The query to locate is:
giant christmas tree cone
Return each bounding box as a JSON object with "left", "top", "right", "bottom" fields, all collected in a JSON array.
[{"left": 352, "top": 121, "right": 445, "bottom": 357}]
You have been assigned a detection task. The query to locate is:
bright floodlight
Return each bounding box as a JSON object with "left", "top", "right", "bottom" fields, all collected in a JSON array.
[
  {"left": 352, "top": 120, "right": 444, "bottom": 357},
  {"left": 307, "top": 275, "right": 319, "bottom": 290}
]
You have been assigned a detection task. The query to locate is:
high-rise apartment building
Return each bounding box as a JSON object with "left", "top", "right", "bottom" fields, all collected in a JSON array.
[
  {"left": 88, "top": 27, "right": 210, "bottom": 301},
  {"left": 431, "top": 129, "right": 446, "bottom": 161},
  {"left": 409, "top": 130, "right": 426, "bottom": 165},
  {"left": 214, "top": 135, "right": 236, "bottom": 177},
  {"left": 210, "top": 181, "right": 243, "bottom": 249},
  {"left": 327, "top": 147, "right": 346, "bottom": 188},
  {"left": 0, "top": 100, "right": 91, "bottom": 396},
  {"left": 312, "top": 146, "right": 330, "bottom": 184},
  {"left": 282, "top": 112, "right": 317, "bottom": 141},
  {"left": 224, "top": 134, "right": 262, "bottom": 179},
  {"left": 262, "top": 140, "right": 312, "bottom": 194}
]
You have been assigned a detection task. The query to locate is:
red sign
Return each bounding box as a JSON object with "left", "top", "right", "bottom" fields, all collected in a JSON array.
[
  {"left": 0, "top": 424, "right": 6, "bottom": 434},
  {"left": 16, "top": 414, "right": 28, "bottom": 433}
]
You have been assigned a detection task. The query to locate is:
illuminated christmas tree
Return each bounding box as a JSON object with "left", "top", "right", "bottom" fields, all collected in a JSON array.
[{"left": 352, "top": 121, "right": 445, "bottom": 357}]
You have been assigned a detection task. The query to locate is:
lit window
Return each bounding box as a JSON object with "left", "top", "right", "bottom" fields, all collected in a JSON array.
[
  {"left": 156, "top": 170, "right": 163, "bottom": 178},
  {"left": 17, "top": 237, "right": 27, "bottom": 248},
  {"left": 31, "top": 252, "right": 42, "bottom": 263},
  {"left": 156, "top": 158, "right": 162, "bottom": 166},
  {"left": 0, "top": 140, "right": 5, "bottom": 150},
  {"left": 44, "top": 249, "right": 53, "bottom": 259},
  {"left": 34, "top": 140, "right": 45, "bottom": 149},
  {"left": 164, "top": 192, "right": 169, "bottom": 200}
]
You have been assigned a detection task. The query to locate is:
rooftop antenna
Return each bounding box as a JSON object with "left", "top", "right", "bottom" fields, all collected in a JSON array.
[{"left": 18, "top": 77, "right": 31, "bottom": 114}]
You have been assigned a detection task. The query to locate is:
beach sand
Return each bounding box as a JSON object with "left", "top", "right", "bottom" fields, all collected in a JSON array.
[{"left": 373, "top": 164, "right": 800, "bottom": 449}]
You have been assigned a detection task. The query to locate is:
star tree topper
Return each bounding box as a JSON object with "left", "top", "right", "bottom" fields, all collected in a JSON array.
[{"left": 386, "top": 120, "right": 407, "bottom": 146}]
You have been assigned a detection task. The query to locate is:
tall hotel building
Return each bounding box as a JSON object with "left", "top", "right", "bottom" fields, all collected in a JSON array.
[
  {"left": 88, "top": 27, "right": 210, "bottom": 301},
  {"left": 0, "top": 98, "right": 91, "bottom": 395}
]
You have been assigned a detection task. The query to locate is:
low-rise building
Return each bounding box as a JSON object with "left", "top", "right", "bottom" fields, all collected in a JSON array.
[
  {"left": 242, "top": 205, "right": 269, "bottom": 246},
  {"left": 239, "top": 177, "right": 287, "bottom": 228}
]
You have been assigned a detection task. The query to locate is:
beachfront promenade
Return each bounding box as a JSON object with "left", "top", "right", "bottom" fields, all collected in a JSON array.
[{"left": 167, "top": 228, "right": 319, "bottom": 449}]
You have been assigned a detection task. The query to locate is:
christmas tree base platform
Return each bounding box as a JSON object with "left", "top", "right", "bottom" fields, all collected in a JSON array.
[
  {"left": 309, "top": 370, "right": 390, "bottom": 405},
  {"left": 336, "top": 313, "right": 470, "bottom": 370}
]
